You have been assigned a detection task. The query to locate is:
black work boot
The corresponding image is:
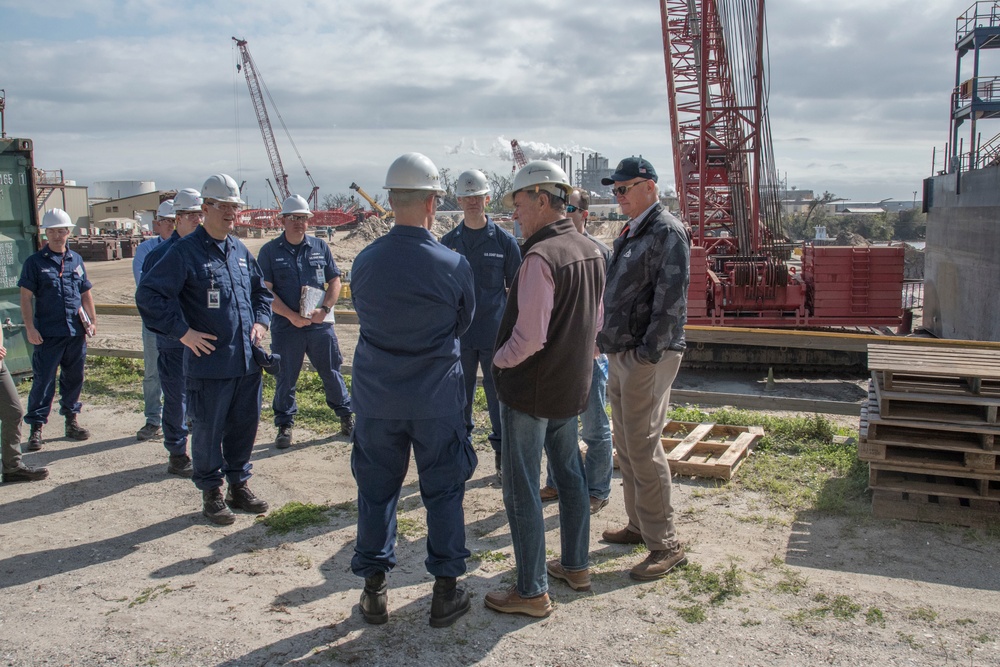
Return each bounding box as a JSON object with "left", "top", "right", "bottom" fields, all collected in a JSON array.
[
  {"left": 360, "top": 572, "right": 389, "bottom": 625},
  {"left": 65, "top": 415, "right": 90, "bottom": 441},
  {"left": 275, "top": 424, "right": 293, "bottom": 449},
  {"left": 25, "top": 424, "right": 42, "bottom": 452},
  {"left": 226, "top": 482, "right": 269, "bottom": 514},
  {"left": 340, "top": 414, "right": 354, "bottom": 437},
  {"left": 167, "top": 454, "right": 193, "bottom": 477},
  {"left": 429, "top": 576, "right": 471, "bottom": 628},
  {"left": 202, "top": 487, "right": 236, "bottom": 525}
]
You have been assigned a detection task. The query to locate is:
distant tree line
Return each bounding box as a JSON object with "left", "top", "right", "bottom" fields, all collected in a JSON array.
[{"left": 782, "top": 192, "right": 926, "bottom": 243}]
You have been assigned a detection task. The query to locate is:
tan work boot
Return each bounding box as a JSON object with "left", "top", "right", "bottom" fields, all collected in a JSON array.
[
  {"left": 539, "top": 485, "right": 558, "bottom": 502},
  {"left": 629, "top": 548, "right": 688, "bottom": 581},
  {"left": 601, "top": 526, "right": 643, "bottom": 544},
  {"left": 546, "top": 559, "right": 591, "bottom": 592},
  {"left": 484, "top": 586, "right": 552, "bottom": 618}
]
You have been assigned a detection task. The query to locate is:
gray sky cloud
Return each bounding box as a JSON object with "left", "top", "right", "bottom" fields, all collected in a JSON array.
[{"left": 0, "top": 0, "right": 973, "bottom": 207}]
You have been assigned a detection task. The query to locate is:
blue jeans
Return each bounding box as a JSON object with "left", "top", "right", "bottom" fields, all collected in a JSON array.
[
  {"left": 501, "top": 402, "right": 590, "bottom": 599},
  {"left": 25, "top": 336, "right": 86, "bottom": 425},
  {"left": 141, "top": 326, "right": 162, "bottom": 426},
  {"left": 351, "top": 410, "right": 476, "bottom": 578},
  {"left": 271, "top": 324, "right": 351, "bottom": 425},
  {"left": 186, "top": 373, "right": 262, "bottom": 491},
  {"left": 460, "top": 346, "right": 501, "bottom": 451},
  {"left": 545, "top": 356, "right": 613, "bottom": 499},
  {"left": 156, "top": 346, "right": 188, "bottom": 456}
]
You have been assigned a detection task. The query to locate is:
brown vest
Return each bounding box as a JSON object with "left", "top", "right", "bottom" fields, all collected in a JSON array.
[{"left": 493, "top": 218, "right": 606, "bottom": 419}]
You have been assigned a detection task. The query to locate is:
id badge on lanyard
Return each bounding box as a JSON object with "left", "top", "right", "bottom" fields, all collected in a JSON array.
[{"left": 208, "top": 276, "right": 221, "bottom": 309}]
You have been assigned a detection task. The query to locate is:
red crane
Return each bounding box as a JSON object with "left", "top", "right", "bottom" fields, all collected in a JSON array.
[
  {"left": 233, "top": 37, "right": 319, "bottom": 209},
  {"left": 659, "top": 0, "right": 904, "bottom": 327},
  {"left": 510, "top": 139, "right": 528, "bottom": 170}
]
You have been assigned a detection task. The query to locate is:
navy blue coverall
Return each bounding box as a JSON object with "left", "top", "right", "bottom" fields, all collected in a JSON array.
[
  {"left": 257, "top": 233, "right": 351, "bottom": 426},
  {"left": 350, "top": 224, "right": 477, "bottom": 579},
  {"left": 440, "top": 217, "right": 520, "bottom": 452},
  {"left": 136, "top": 226, "right": 272, "bottom": 491},
  {"left": 140, "top": 231, "right": 188, "bottom": 457},
  {"left": 18, "top": 246, "right": 91, "bottom": 425}
]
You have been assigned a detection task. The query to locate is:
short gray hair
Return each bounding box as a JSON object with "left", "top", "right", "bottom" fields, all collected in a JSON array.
[{"left": 387, "top": 189, "right": 437, "bottom": 208}]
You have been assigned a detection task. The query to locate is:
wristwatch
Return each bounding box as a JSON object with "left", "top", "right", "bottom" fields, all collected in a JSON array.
[{"left": 320, "top": 305, "right": 332, "bottom": 313}]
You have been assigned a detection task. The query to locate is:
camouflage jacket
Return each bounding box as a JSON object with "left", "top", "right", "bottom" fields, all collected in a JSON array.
[{"left": 596, "top": 203, "right": 690, "bottom": 362}]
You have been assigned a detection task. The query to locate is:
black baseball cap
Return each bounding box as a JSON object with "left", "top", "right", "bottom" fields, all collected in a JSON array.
[{"left": 601, "top": 156, "right": 658, "bottom": 185}]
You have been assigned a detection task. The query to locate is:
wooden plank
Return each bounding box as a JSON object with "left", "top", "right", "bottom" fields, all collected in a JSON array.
[
  {"left": 868, "top": 465, "right": 1000, "bottom": 500},
  {"left": 857, "top": 442, "right": 1000, "bottom": 473},
  {"left": 872, "top": 490, "right": 1000, "bottom": 529},
  {"left": 868, "top": 343, "right": 1000, "bottom": 380},
  {"left": 661, "top": 422, "right": 763, "bottom": 480}
]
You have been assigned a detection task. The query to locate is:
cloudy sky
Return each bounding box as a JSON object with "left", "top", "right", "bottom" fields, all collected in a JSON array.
[{"left": 0, "top": 0, "right": 977, "bottom": 208}]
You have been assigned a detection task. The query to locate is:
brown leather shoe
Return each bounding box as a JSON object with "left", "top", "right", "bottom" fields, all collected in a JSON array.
[
  {"left": 539, "top": 485, "right": 559, "bottom": 502},
  {"left": 629, "top": 548, "right": 688, "bottom": 581},
  {"left": 589, "top": 496, "right": 609, "bottom": 514},
  {"left": 484, "top": 586, "right": 552, "bottom": 618},
  {"left": 546, "top": 560, "right": 591, "bottom": 592},
  {"left": 601, "top": 526, "right": 643, "bottom": 544}
]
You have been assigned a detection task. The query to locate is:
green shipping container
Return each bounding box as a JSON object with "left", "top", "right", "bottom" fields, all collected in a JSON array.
[{"left": 0, "top": 137, "right": 40, "bottom": 378}]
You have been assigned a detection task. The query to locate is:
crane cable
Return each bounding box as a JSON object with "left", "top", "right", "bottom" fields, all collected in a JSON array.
[{"left": 232, "top": 42, "right": 243, "bottom": 191}]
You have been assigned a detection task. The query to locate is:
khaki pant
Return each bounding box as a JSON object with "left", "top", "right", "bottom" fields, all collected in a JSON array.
[
  {"left": 0, "top": 361, "right": 25, "bottom": 472},
  {"left": 606, "top": 349, "right": 683, "bottom": 551}
]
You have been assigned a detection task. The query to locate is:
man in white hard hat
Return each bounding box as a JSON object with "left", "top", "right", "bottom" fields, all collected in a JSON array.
[
  {"left": 18, "top": 208, "right": 96, "bottom": 451},
  {"left": 137, "top": 188, "right": 204, "bottom": 477},
  {"left": 131, "top": 199, "right": 175, "bottom": 443},
  {"left": 484, "top": 161, "right": 605, "bottom": 619},
  {"left": 597, "top": 156, "right": 691, "bottom": 581},
  {"left": 440, "top": 169, "right": 520, "bottom": 483},
  {"left": 350, "top": 152, "right": 476, "bottom": 628},
  {"left": 257, "top": 194, "right": 353, "bottom": 449},
  {"left": 137, "top": 174, "right": 273, "bottom": 526}
]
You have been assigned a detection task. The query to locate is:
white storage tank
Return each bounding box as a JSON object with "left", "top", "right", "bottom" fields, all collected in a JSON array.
[{"left": 89, "top": 180, "right": 156, "bottom": 199}]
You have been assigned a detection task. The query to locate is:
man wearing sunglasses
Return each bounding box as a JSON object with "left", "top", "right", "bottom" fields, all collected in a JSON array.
[
  {"left": 596, "top": 157, "right": 691, "bottom": 581},
  {"left": 257, "top": 195, "right": 353, "bottom": 449}
]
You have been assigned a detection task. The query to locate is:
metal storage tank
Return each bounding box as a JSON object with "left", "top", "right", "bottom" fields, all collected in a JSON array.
[
  {"left": 89, "top": 180, "right": 156, "bottom": 200},
  {"left": 0, "top": 137, "right": 41, "bottom": 377}
]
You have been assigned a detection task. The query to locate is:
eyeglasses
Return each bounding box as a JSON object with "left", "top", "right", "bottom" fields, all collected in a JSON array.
[
  {"left": 176, "top": 210, "right": 204, "bottom": 218},
  {"left": 287, "top": 215, "right": 310, "bottom": 221},
  {"left": 566, "top": 205, "right": 586, "bottom": 213},
  {"left": 210, "top": 201, "right": 242, "bottom": 213},
  {"left": 611, "top": 182, "right": 645, "bottom": 197}
]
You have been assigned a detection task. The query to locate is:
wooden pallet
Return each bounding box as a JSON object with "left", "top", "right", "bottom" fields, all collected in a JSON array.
[
  {"left": 858, "top": 441, "right": 1000, "bottom": 473},
  {"left": 872, "top": 490, "right": 1000, "bottom": 529},
  {"left": 871, "top": 372, "right": 1000, "bottom": 425},
  {"left": 868, "top": 465, "right": 1000, "bottom": 501},
  {"left": 867, "top": 344, "right": 1000, "bottom": 397},
  {"left": 660, "top": 421, "right": 764, "bottom": 480},
  {"left": 860, "top": 395, "right": 999, "bottom": 451}
]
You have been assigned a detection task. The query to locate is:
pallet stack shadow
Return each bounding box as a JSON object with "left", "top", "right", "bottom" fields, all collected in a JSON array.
[{"left": 860, "top": 343, "right": 1000, "bottom": 528}]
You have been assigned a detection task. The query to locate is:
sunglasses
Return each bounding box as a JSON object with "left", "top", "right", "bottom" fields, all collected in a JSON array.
[
  {"left": 566, "top": 205, "right": 586, "bottom": 213},
  {"left": 611, "top": 182, "right": 645, "bottom": 197}
]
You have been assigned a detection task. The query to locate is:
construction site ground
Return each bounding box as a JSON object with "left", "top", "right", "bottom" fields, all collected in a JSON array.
[{"left": 2, "top": 222, "right": 997, "bottom": 666}]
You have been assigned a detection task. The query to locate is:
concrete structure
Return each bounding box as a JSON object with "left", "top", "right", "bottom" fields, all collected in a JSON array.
[
  {"left": 89, "top": 190, "right": 174, "bottom": 233},
  {"left": 89, "top": 180, "right": 156, "bottom": 200},
  {"left": 922, "top": 165, "right": 1000, "bottom": 342}
]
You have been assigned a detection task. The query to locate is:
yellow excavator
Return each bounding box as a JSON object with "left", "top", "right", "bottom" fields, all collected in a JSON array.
[{"left": 349, "top": 182, "right": 394, "bottom": 221}]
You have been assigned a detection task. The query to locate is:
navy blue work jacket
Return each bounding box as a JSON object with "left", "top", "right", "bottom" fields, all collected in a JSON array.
[
  {"left": 256, "top": 233, "right": 341, "bottom": 331},
  {"left": 439, "top": 216, "right": 520, "bottom": 350},
  {"left": 351, "top": 225, "right": 475, "bottom": 420},
  {"left": 138, "top": 230, "right": 183, "bottom": 350},
  {"left": 135, "top": 225, "right": 272, "bottom": 379},
  {"left": 18, "top": 245, "right": 92, "bottom": 337}
]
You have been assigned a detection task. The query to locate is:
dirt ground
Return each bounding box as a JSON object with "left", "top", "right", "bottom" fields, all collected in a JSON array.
[{"left": 3, "top": 223, "right": 998, "bottom": 666}]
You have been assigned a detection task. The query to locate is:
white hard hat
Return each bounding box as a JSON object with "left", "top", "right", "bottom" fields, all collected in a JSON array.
[
  {"left": 503, "top": 160, "right": 572, "bottom": 208},
  {"left": 201, "top": 173, "right": 245, "bottom": 205},
  {"left": 156, "top": 200, "right": 175, "bottom": 220},
  {"left": 173, "top": 188, "right": 203, "bottom": 212},
  {"left": 280, "top": 194, "right": 313, "bottom": 217},
  {"left": 41, "top": 208, "right": 75, "bottom": 229},
  {"left": 383, "top": 152, "right": 445, "bottom": 193},
  {"left": 456, "top": 169, "right": 490, "bottom": 197}
]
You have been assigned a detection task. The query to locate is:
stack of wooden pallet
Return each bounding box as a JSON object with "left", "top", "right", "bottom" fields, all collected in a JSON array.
[{"left": 860, "top": 343, "right": 1000, "bottom": 528}]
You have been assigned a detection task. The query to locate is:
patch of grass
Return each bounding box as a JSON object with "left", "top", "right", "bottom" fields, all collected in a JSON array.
[
  {"left": 955, "top": 618, "right": 977, "bottom": 626},
  {"left": 674, "top": 604, "right": 706, "bottom": 624},
  {"left": 129, "top": 584, "right": 173, "bottom": 608},
  {"left": 786, "top": 592, "right": 861, "bottom": 625},
  {"left": 667, "top": 407, "right": 866, "bottom": 512},
  {"left": 897, "top": 632, "right": 922, "bottom": 649},
  {"left": 396, "top": 514, "right": 425, "bottom": 538},
  {"left": 741, "top": 618, "right": 762, "bottom": 627},
  {"left": 259, "top": 372, "right": 352, "bottom": 436},
  {"left": 907, "top": 606, "right": 938, "bottom": 622},
  {"left": 83, "top": 357, "right": 144, "bottom": 404},
  {"left": 258, "top": 502, "right": 331, "bottom": 534},
  {"left": 773, "top": 568, "right": 808, "bottom": 595},
  {"left": 469, "top": 550, "right": 509, "bottom": 564},
  {"left": 972, "top": 633, "right": 994, "bottom": 644},
  {"left": 679, "top": 562, "right": 746, "bottom": 605},
  {"left": 866, "top": 607, "right": 886, "bottom": 626}
]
